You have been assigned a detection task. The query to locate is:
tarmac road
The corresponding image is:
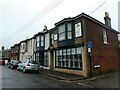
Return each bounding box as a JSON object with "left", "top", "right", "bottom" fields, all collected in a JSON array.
[{"left": 1, "top": 66, "right": 89, "bottom": 88}]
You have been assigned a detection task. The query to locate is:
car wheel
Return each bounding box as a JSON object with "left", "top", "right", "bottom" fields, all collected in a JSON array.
[
  {"left": 23, "top": 67, "right": 26, "bottom": 73},
  {"left": 17, "top": 67, "right": 19, "bottom": 71},
  {"left": 11, "top": 65, "right": 13, "bottom": 69},
  {"left": 35, "top": 70, "right": 39, "bottom": 73}
]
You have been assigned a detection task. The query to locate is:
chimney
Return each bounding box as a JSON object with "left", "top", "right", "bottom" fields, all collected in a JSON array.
[
  {"left": 2, "top": 46, "right": 4, "bottom": 51},
  {"left": 104, "top": 12, "right": 111, "bottom": 28},
  {"left": 43, "top": 25, "right": 48, "bottom": 31}
]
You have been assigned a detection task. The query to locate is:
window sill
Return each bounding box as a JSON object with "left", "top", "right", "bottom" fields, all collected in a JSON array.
[
  {"left": 104, "top": 42, "right": 109, "bottom": 45},
  {"left": 75, "top": 36, "right": 83, "bottom": 38}
]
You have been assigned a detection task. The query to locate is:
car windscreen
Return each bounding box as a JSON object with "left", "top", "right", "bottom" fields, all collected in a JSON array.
[
  {"left": 14, "top": 61, "right": 19, "bottom": 63},
  {"left": 22, "top": 60, "right": 27, "bottom": 63}
]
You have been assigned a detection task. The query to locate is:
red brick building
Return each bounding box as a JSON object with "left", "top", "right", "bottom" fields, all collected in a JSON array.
[
  {"left": 10, "top": 43, "right": 20, "bottom": 60},
  {"left": 52, "top": 12, "right": 119, "bottom": 77}
]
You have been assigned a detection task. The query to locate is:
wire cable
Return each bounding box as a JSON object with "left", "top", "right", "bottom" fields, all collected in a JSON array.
[
  {"left": 89, "top": 0, "right": 108, "bottom": 15},
  {"left": 4, "top": 0, "right": 65, "bottom": 43}
]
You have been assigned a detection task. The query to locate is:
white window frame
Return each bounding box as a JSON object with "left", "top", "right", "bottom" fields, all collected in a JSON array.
[
  {"left": 54, "top": 34, "right": 57, "bottom": 40},
  {"left": 103, "top": 30, "right": 108, "bottom": 44},
  {"left": 75, "top": 22, "right": 82, "bottom": 37}
]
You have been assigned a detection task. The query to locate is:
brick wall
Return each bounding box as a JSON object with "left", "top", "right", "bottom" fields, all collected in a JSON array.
[{"left": 84, "top": 18, "right": 119, "bottom": 76}]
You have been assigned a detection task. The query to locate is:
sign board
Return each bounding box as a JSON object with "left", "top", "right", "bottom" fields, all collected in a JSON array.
[
  {"left": 88, "top": 48, "right": 91, "bottom": 52},
  {"left": 94, "top": 64, "right": 101, "bottom": 68},
  {"left": 86, "top": 41, "right": 92, "bottom": 48}
]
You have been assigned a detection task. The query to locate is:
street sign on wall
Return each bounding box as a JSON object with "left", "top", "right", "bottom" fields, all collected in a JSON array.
[{"left": 86, "top": 41, "right": 92, "bottom": 48}]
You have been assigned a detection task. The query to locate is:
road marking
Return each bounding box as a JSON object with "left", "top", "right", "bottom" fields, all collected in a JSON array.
[{"left": 78, "top": 83, "right": 94, "bottom": 88}]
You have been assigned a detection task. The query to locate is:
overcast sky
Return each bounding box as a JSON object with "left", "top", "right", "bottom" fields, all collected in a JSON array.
[{"left": 0, "top": 0, "right": 119, "bottom": 49}]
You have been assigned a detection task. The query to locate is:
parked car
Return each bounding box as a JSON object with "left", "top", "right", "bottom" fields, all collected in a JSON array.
[
  {"left": 8, "top": 60, "right": 21, "bottom": 69},
  {"left": 17, "top": 60, "right": 39, "bottom": 73},
  {"left": 0, "top": 60, "right": 5, "bottom": 66}
]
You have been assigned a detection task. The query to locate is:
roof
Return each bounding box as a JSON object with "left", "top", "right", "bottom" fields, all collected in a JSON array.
[
  {"left": 54, "top": 13, "right": 118, "bottom": 34},
  {"left": 75, "top": 13, "right": 118, "bottom": 34},
  {"left": 55, "top": 17, "right": 74, "bottom": 26},
  {"left": 19, "top": 39, "right": 28, "bottom": 43}
]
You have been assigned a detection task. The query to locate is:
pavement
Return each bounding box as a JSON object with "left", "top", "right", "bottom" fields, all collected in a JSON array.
[
  {"left": 38, "top": 68, "right": 84, "bottom": 81},
  {"left": 38, "top": 68, "right": 120, "bottom": 88}
]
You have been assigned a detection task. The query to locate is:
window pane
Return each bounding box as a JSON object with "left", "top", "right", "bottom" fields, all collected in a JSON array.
[
  {"left": 41, "top": 36, "right": 44, "bottom": 46},
  {"left": 59, "top": 33, "right": 65, "bottom": 41},
  {"left": 54, "top": 34, "right": 57, "bottom": 40},
  {"left": 67, "top": 23, "right": 72, "bottom": 31},
  {"left": 41, "top": 36, "right": 44, "bottom": 41},
  {"left": 67, "top": 49, "right": 71, "bottom": 55},
  {"left": 41, "top": 41, "right": 43, "bottom": 46},
  {"left": 72, "top": 48, "right": 75, "bottom": 54},
  {"left": 59, "top": 50, "right": 62, "bottom": 55},
  {"left": 44, "top": 52, "right": 48, "bottom": 66},
  {"left": 63, "top": 49, "right": 66, "bottom": 55},
  {"left": 58, "top": 24, "right": 65, "bottom": 41},
  {"left": 68, "top": 31, "right": 72, "bottom": 39},
  {"left": 58, "top": 24, "right": 65, "bottom": 33},
  {"left": 37, "top": 42, "right": 39, "bottom": 47},
  {"left": 51, "top": 34, "right": 53, "bottom": 44},
  {"left": 77, "top": 47, "right": 82, "bottom": 54},
  {"left": 56, "top": 51, "right": 59, "bottom": 66},
  {"left": 103, "top": 30, "right": 108, "bottom": 43},
  {"left": 37, "top": 36, "right": 39, "bottom": 42},
  {"left": 103, "top": 30, "right": 107, "bottom": 36}
]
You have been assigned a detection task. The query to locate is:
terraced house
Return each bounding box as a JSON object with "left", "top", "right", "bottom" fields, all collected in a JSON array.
[
  {"left": 8, "top": 12, "right": 119, "bottom": 77},
  {"left": 34, "top": 26, "right": 54, "bottom": 70},
  {"left": 11, "top": 43, "right": 20, "bottom": 60},
  {"left": 19, "top": 39, "right": 28, "bottom": 61}
]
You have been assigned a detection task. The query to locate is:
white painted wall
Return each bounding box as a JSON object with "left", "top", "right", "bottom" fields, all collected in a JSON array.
[
  {"left": 19, "top": 42, "right": 28, "bottom": 61},
  {"left": 27, "top": 38, "right": 34, "bottom": 60}
]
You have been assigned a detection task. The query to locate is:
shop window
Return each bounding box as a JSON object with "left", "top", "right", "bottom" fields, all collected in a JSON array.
[{"left": 55, "top": 47, "right": 82, "bottom": 69}]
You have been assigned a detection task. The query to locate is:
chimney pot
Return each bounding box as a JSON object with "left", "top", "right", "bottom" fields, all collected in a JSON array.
[
  {"left": 43, "top": 25, "right": 48, "bottom": 31},
  {"left": 105, "top": 12, "right": 109, "bottom": 17},
  {"left": 104, "top": 12, "right": 111, "bottom": 28}
]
